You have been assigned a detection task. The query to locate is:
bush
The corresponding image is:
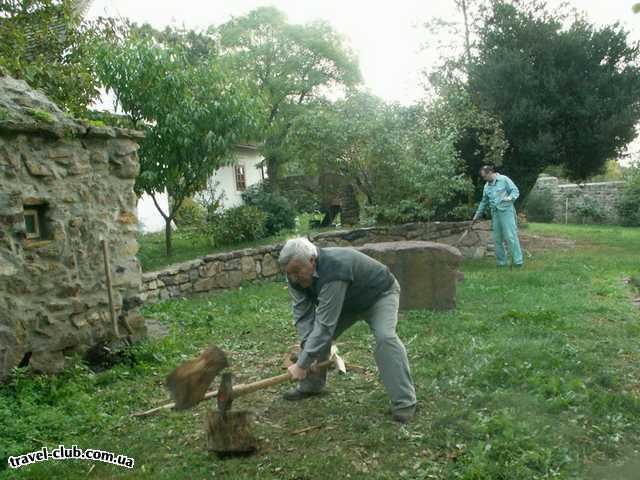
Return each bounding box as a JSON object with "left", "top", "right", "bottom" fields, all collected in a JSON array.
[
  {"left": 174, "top": 197, "right": 206, "bottom": 229},
  {"left": 524, "top": 188, "right": 555, "bottom": 222},
  {"left": 616, "top": 173, "right": 640, "bottom": 227},
  {"left": 571, "top": 196, "right": 606, "bottom": 224},
  {"left": 208, "top": 205, "right": 267, "bottom": 246},
  {"left": 241, "top": 184, "right": 296, "bottom": 235}
]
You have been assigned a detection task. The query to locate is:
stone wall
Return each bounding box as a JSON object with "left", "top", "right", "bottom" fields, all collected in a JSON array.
[
  {"left": 141, "top": 220, "right": 491, "bottom": 304},
  {"left": 0, "top": 74, "right": 146, "bottom": 379},
  {"left": 533, "top": 176, "right": 625, "bottom": 224}
]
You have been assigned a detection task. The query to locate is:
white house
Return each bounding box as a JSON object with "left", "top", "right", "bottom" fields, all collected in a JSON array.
[
  {"left": 201, "top": 144, "right": 267, "bottom": 209},
  {"left": 136, "top": 144, "right": 267, "bottom": 234}
]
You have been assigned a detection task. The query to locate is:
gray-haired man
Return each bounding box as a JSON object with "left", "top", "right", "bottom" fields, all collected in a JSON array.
[{"left": 279, "top": 237, "right": 417, "bottom": 423}]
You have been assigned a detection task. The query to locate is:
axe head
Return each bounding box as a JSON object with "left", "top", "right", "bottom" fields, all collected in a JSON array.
[{"left": 166, "top": 344, "right": 229, "bottom": 411}]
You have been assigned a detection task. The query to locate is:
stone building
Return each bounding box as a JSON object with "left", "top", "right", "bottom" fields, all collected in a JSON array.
[{"left": 0, "top": 73, "right": 146, "bottom": 380}]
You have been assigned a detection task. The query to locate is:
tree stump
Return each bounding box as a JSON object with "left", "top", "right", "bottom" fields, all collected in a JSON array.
[{"left": 206, "top": 409, "right": 257, "bottom": 455}]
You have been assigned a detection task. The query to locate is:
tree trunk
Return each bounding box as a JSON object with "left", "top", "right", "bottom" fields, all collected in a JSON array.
[
  {"left": 165, "top": 217, "right": 172, "bottom": 257},
  {"left": 340, "top": 183, "right": 360, "bottom": 226},
  {"left": 266, "top": 156, "right": 280, "bottom": 192}
]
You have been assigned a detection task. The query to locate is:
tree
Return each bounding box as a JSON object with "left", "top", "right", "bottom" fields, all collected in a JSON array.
[
  {"left": 286, "top": 91, "right": 472, "bottom": 224},
  {"left": 423, "top": 0, "right": 508, "bottom": 203},
  {"left": 95, "top": 27, "right": 261, "bottom": 256},
  {"left": 466, "top": 0, "right": 640, "bottom": 197},
  {"left": 0, "top": 0, "right": 115, "bottom": 115},
  {"left": 215, "top": 7, "right": 361, "bottom": 188}
]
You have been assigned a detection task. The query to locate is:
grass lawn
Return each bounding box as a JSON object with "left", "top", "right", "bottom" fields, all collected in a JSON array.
[{"left": 2, "top": 224, "right": 639, "bottom": 479}]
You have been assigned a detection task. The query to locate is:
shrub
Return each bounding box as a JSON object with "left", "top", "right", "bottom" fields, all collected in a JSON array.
[
  {"left": 174, "top": 197, "right": 206, "bottom": 229},
  {"left": 616, "top": 172, "right": 640, "bottom": 227},
  {"left": 571, "top": 196, "right": 606, "bottom": 224},
  {"left": 524, "top": 188, "right": 555, "bottom": 222},
  {"left": 241, "top": 184, "right": 296, "bottom": 235},
  {"left": 208, "top": 205, "right": 267, "bottom": 246}
]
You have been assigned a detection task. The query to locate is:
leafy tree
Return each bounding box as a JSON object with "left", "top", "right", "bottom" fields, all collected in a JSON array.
[
  {"left": 287, "top": 91, "right": 472, "bottom": 224},
  {"left": 215, "top": 7, "right": 361, "bottom": 188},
  {"left": 94, "top": 27, "right": 261, "bottom": 256},
  {"left": 466, "top": 0, "right": 640, "bottom": 197},
  {"left": 241, "top": 184, "right": 295, "bottom": 235},
  {"left": 423, "top": 0, "right": 508, "bottom": 202},
  {"left": 0, "top": 0, "right": 116, "bottom": 114}
]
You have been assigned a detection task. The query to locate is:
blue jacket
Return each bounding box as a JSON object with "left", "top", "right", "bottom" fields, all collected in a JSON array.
[{"left": 474, "top": 173, "right": 520, "bottom": 219}]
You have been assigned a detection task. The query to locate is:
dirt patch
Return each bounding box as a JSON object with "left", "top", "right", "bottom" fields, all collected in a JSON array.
[
  {"left": 519, "top": 232, "right": 576, "bottom": 252},
  {"left": 145, "top": 318, "right": 171, "bottom": 339}
]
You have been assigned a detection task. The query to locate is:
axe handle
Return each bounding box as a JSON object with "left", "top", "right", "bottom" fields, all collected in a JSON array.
[
  {"left": 132, "top": 359, "right": 335, "bottom": 418},
  {"left": 231, "top": 359, "right": 334, "bottom": 399}
]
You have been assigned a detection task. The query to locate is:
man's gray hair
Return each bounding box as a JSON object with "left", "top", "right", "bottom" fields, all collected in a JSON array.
[{"left": 278, "top": 237, "right": 318, "bottom": 267}]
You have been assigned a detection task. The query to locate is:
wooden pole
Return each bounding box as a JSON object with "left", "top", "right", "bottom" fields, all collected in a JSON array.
[{"left": 101, "top": 238, "right": 119, "bottom": 338}]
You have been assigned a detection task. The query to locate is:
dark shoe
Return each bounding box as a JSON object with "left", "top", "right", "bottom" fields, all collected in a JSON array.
[
  {"left": 392, "top": 404, "right": 417, "bottom": 423},
  {"left": 282, "top": 388, "right": 322, "bottom": 401}
]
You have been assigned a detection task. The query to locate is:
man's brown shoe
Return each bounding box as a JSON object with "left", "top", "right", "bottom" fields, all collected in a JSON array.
[
  {"left": 392, "top": 404, "right": 417, "bottom": 423},
  {"left": 282, "top": 388, "right": 323, "bottom": 401}
]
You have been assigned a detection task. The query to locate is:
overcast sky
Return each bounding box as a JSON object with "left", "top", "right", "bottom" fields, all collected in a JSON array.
[{"left": 87, "top": 0, "right": 640, "bottom": 161}]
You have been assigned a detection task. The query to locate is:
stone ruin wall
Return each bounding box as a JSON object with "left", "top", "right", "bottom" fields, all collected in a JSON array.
[
  {"left": 533, "top": 176, "right": 625, "bottom": 224},
  {"left": 140, "top": 220, "right": 492, "bottom": 304},
  {"left": 0, "top": 74, "right": 146, "bottom": 380}
]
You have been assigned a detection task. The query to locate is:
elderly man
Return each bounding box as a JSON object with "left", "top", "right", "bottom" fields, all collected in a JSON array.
[
  {"left": 472, "top": 165, "right": 524, "bottom": 267},
  {"left": 278, "top": 237, "right": 417, "bottom": 423}
]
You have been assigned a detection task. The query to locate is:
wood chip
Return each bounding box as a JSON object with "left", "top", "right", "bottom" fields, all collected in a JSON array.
[{"left": 290, "top": 425, "right": 324, "bottom": 435}]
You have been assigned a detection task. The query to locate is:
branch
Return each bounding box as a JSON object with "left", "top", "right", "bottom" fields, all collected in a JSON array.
[{"left": 150, "top": 192, "right": 169, "bottom": 220}]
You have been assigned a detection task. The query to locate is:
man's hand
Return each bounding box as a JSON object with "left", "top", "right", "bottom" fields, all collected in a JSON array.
[{"left": 288, "top": 363, "right": 307, "bottom": 380}]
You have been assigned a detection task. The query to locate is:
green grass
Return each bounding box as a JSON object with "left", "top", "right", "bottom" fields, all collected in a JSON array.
[{"left": 2, "top": 224, "right": 639, "bottom": 479}]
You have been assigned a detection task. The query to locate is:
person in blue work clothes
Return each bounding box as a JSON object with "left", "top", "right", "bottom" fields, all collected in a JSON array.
[{"left": 471, "top": 165, "right": 524, "bottom": 267}]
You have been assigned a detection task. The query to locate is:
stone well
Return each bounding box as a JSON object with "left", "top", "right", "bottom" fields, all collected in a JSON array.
[
  {"left": 0, "top": 73, "right": 146, "bottom": 379},
  {"left": 358, "top": 241, "right": 463, "bottom": 311}
]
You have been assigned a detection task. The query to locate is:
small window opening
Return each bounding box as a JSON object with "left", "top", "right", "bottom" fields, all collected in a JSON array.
[{"left": 22, "top": 202, "right": 51, "bottom": 240}]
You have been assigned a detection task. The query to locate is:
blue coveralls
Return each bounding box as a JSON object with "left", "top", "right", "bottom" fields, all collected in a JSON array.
[{"left": 473, "top": 173, "right": 524, "bottom": 267}]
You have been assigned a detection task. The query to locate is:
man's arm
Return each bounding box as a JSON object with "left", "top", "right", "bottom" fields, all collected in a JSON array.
[
  {"left": 288, "top": 279, "right": 314, "bottom": 327},
  {"left": 473, "top": 185, "right": 489, "bottom": 221},
  {"left": 296, "top": 281, "right": 349, "bottom": 370},
  {"left": 504, "top": 176, "right": 520, "bottom": 202}
]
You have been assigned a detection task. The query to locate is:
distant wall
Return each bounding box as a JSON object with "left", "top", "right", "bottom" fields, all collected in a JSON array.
[
  {"left": 140, "top": 221, "right": 492, "bottom": 304},
  {"left": 533, "top": 176, "right": 625, "bottom": 224}
]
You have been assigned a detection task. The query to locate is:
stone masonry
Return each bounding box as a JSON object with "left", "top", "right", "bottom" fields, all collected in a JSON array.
[
  {"left": 533, "top": 176, "right": 625, "bottom": 224},
  {"left": 141, "top": 220, "right": 491, "bottom": 304},
  {"left": 0, "top": 73, "right": 146, "bottom": 380}
]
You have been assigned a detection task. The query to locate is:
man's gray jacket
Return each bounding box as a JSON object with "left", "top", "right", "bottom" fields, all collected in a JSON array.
[{"left": 287, "top": 247, "right": 395, "bottom": 369}]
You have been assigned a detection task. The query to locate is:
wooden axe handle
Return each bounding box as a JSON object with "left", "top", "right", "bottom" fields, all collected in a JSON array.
[
  {"left": 231, "top": 359, "right": 334, "bottom": 399},
  {"left": 132, "top": 359, "right": 334, "bottom": 417}
]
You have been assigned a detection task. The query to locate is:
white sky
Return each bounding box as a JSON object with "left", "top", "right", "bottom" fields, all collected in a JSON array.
[{"left": 87, "top": 0, "right": 640, "bottom": 162}]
